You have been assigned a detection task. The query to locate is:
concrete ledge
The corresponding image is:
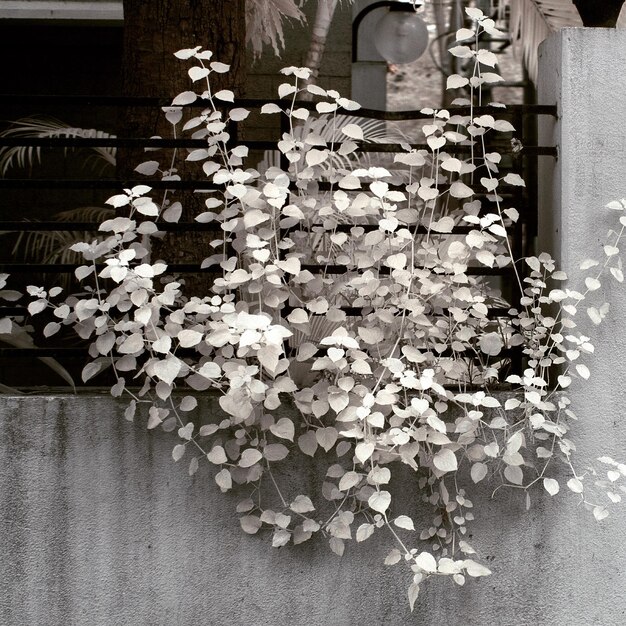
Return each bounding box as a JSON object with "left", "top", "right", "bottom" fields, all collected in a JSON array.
[
  {"left": 1, "top": 394, "right": 626, "bottom": 625},
  {"left": 0, "top": 1, "right": 123, "bottom": 22}
]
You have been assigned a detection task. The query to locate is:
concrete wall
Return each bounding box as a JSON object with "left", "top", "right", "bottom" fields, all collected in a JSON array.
[
  {"left": 2, "top": 394, "right": 626, "bottom": 626},
  {"left": 538, "top": 29, "right": 626, "bottom": 473}
]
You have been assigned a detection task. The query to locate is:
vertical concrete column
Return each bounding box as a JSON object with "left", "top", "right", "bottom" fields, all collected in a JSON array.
[{"left": 538, "top": 29, "right": 626, "bottom": 449}]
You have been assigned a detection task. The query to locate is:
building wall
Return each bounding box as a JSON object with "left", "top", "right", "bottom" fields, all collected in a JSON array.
[{"left": 1, "top": 394, "right": 626, "bottom": 626}]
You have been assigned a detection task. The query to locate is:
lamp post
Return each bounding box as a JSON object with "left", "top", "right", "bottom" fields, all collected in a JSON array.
[{"left": 351, "top": 0, "right": 429, "bottom": 109}]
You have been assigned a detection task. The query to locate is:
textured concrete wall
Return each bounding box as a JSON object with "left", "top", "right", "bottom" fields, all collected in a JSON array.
[
  {"left": 538, "top": 29, "right": 626, "bottom": 485},
  {"left": 2, "top": 394, "right": 626, "bottom": 626}
]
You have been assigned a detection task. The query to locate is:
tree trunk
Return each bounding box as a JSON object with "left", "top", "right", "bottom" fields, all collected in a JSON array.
[
  {"left": 300, "top": 0, "right": 338, "bottom": 98},
  {"left": 120, "top": 0, "right": 246, "bottom": 290}
]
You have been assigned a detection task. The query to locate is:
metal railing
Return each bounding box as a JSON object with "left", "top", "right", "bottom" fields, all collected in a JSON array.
[{"left": 0, "top": 95, "right": 557, "bottom": 385}]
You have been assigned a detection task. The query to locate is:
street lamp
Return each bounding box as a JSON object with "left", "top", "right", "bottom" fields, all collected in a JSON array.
[{"left": 353, "top": 0, "right": 429, "bottom": 65}]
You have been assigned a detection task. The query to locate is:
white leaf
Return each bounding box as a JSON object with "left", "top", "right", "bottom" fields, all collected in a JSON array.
[
  {"left": 341, "top": 124, "right": 364, "bottom": 141},
  {"left": 464, "top": 559, "right": 492, "bottom": 577},
  {"left": 476, "top": 49, "right": 498, "bottom": 67},
  {"left": 567, "top": 478, "right": 584, "bottom": 493},
  {"left": 229, "top": 107, "right": 250, "bottom": 121},
  {"left": 393, "top": 515, "right": 415, "bottom": 531},
  {"left": 188, "top": 66, "right": 209, "bottom": 82},
  {"left": 471, "top": 462, "right": 488, "bottom": 483},
  {"left": 355, "top": 441, "right": 375, "bottom": 463},
  {"left": 298, "top": 431, "right": 318, "bottom": 457},
  {"left": 278, "top": 83, "right": 297, "bottom": 98},
  {"left": 207, "top": 445, "right": 228, "bottom": 465},
  {"left": 576, "top": 363, "right": 590, "bottom": 380},
  {"left": 215, "top": 468, "right": 232, "bottom": 492},
  {"left": 415, "top": 552, "right": 437, "bottom": 573},
  {"left": 450, "top": 181, "right": 474, "bottom": 198},
  {"left": 240, "top": 515, "right": 262, "bottom": 534},
  {"left": 153, "top": 357, "right": 181, "bottom": 385},
  {"left": 261, "top": 103, "right": 282, "bottom": 114},
  {"left": 119, "top": 333, "right": 143, "bottom": 354},
  {"left": 316, "top": 102, "right": 337, "bottom": 113},
  {"left": 172, "top": 444, "right": 186, "bottom": 462},
  {"left": 81, "top": 361, "right": 106, "bottom": 383},
  {"left": 543, "top": 478, "right": 559, "bottom": 496},
  {"left": 408, "top": 583, "right": 420, "bottom": 613},
  {"left": 368, "top": 490, "right": 391, "bottom": 513},
  {"left": 134, "top": 160, "right": 160, "bottom": 176},
  {"left": 290, "top": 495, "right": 315, "bottom": 514},
  {"left": 174, "top": 47, "right": 201, "bottom": 59},
  {"left": 479, "top": 332, "right": 503, "bottom": 356},
  {"left": 106, "top": 193, "right": 130, "bottom": 208},
  {"left": 433, "top": 448, "right": 458, "bottom": 473},
  {"left": 163, "top": 201, "right": 182, "bottom": 223},
  {"left": 75, "top": 265, "right": 94, "bottom": 281},
  {"left": 210, "top": 61, "right": 230, "bottom": 73},
  {"left": 264, "top": 443, "right": 289, "bottom": 462},
  {"left": 338, "top": 471, "right": 361, "bottom": 491},
  {"left": 580, "top": 259, "right": 599, "bottom": 270},
  {"left": 179, "top": 396, "right": 197, "bottom": 412},
  {"left": 593, "top": 506, "right": 609, "bottom": 521},
  {"left": 447, "top": 74, "right": 469, "bottom": 89},
  {"left": 198, "top": 362, "right": 221, "bottom": 379},
  {"left": 316, "top": 427, "right": 338, "bottom": 452},
  {"left": 384, "top": 549, "right": 402, "bottom": 565},
  {"left": 270, "top": 417, "right": 295, "bottom": 441},
  {"left": 504, "top": 465, "right": 523, "bottom": 485},
  {"left": 239, "top": 448, "right": 263, "bottom": 468},
  {"left": 214, "top": 89, "right": 234, "bottom": 102},
  {"left": 356, "top": 523, "right": 374, "bottom": 542},
  {"left": 455, "top": 28, "right": 475, "bottom": 41},
  {"left": 172, "top": 91, "right": 197, "bottom": 106}
]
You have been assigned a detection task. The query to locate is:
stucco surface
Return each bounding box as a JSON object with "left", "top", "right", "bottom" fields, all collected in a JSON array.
[
  {"left": 538, "top": 26, "right": 626, "bottom": 525},
  {"left": 1, "top": 393, "right": 626, "bottom": 626}
]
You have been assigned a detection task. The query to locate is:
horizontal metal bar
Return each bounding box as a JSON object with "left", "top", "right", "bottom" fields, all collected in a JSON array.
[
  {"left": 0, "top": 345, "right": 521, "bottom": 360},
  {"left": 0, "top": 94, "right": 558, "bottom": 117},
  {"left": 0, "top": 263, "right": 221, "bottom": 273},
  {"left": 299, "top": 264, "right": 513, "bottom": 276},
  {"left": 0, "top": 347, "right": 89, "bottom": 357},
  {"left": 0, "top": 137, "right": 215, "bottom": 148},
  {"left": 356, "top": 143, "right": 557, "bottom": 156},
  {"left": 0, "top": 307, "right": 26, "bottom": 315},
  {"left": 281, "top": 305, "right": 513, "bottom": 318},
  {"left": 0, "top": 136, "right": 557, "bottom": 157},
  {"left": 0, "top": 221, "right": 222, "bottom": 232},
  {"left": 0, "top": 221, "right": 517, "bottom": 234},
  {"left": 0, "top": 179, "right": 221, "bottom": 190},
  {"left": 0, "top": 262, "right": 515, "bottom": 276}
]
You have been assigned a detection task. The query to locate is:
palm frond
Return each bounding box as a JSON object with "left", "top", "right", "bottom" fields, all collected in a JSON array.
[
  {"left": 258, "top": 114, "right": 408, "bottom": 175},
  {"left": 246, "top": 0, "right": 306, "bottom": 58},
  {"left": 0, "top": 326, "right": 75, "bottom": 390},
  {"left": 0, "top": 116, "right": 117, "bottom": 176},
  {"left": 8, "top": 206, "right": 114, "bottom": 290},
  {"left": 507, "top": 0, "right": 583, "bottom": 83}
]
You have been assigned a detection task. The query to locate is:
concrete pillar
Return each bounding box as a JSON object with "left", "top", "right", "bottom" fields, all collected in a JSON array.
[{"left": 538, "top": 29, "right": 626, "bottom": 451}]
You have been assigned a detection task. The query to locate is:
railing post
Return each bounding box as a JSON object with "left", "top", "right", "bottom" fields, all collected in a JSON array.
[{"left": 538, "top": 29, "right": 626, "bottom": 429}]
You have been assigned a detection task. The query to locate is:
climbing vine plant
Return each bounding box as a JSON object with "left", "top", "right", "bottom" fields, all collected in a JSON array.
[{"left": 8, "top": 7, "right": 626, "bottom": 610}]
